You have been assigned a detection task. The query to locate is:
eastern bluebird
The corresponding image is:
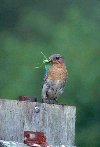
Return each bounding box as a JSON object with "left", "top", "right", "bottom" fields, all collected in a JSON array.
[{"left": 41, "top": 54, "right": 68, "bottom": 104}]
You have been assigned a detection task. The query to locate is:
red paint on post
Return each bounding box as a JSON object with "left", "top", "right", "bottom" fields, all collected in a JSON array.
[
  {"left": 19, "top": 96, "right": 37, "bottom": 102},
  {"left": 24, "top": 131, "right": 48, "bottom": 147}
]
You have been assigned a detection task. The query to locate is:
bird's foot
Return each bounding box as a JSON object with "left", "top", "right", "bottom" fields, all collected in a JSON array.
[{"left": 42, "top": 98, "right": 58, "bottom": 104}]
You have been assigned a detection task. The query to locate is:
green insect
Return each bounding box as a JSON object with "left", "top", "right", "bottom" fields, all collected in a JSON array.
[{"left": 35, "top": 52, "right": 50, "bottom": 69}]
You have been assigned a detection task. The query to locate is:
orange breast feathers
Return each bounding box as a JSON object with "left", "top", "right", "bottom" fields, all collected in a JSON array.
[{"left": 48, "top": 63, "right": 68, "bottom": 81}]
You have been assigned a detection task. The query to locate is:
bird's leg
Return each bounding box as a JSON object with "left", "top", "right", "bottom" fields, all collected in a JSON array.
[
  {"left": 54, "top": 98, "right": 58, "bottom": 104},
  {"left": 48, "top": 98, "right": 58, "bottom": 104},
  {"left": 42, "top": 98, "right": 58, "bottom": 104},
  {"left": 42, "top": 98, "right": 51, "bottom": 104}
]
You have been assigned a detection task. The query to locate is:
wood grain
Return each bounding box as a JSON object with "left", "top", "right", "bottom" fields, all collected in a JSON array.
[{"left": 0, "top": 99, "right": 76, "bottom": 146}]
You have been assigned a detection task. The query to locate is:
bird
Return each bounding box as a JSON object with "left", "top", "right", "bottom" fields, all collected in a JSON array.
[{"left": 41, "top": 54, "right": 68, "bottom": 104}]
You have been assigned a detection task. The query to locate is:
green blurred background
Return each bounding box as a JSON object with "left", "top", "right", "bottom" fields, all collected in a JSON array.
[{"left": 0, "top": 0, "right": 100, "bottom": 146}]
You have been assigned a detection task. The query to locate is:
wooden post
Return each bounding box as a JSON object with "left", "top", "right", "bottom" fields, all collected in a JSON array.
[{"left": 0, "top": 99, "right": 76, "bottom": 146}]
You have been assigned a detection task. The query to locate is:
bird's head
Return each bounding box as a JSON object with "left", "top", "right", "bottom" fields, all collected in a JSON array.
[
  {"left": 35, "top": 52, "right": 64, "bottom": 69},
  {"left": 49, "top": 54, "right": 64, "bottom": 64}
]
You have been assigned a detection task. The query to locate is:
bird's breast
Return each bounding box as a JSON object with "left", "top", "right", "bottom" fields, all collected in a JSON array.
[{"left": 48, "top": 63, "right": 68, "bottom": 81}]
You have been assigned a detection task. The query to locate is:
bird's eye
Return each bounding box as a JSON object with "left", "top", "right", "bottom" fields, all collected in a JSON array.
[{"left": 56, "top": 57, "right": 59, "bottom": 60}]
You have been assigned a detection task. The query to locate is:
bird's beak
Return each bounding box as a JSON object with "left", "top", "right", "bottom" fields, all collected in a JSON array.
[{"left": 48, "top": 57, "right": 52, "bottom": 62}]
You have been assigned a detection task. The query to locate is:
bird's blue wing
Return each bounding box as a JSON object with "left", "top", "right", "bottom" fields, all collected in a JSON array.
[{"left": 42, "top": 63, "right": 52, "bottom": 88}]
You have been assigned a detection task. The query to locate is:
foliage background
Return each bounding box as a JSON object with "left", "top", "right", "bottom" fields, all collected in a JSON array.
[{"left": 0, "top": 0, "right": 100, "bottom": 146}]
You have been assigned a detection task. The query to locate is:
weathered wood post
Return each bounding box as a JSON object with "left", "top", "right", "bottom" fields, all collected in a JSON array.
[{"left": 0, "top": 99, "right": 76, "bottom": 147}]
